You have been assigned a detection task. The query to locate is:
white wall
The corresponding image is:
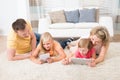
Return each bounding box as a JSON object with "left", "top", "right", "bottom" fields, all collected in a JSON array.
[
  {"left": 44, "top": 0, "right": 81, "bottom": 12},
  {"left": 0, "top": 0, "right": 29, "bottom": 36}
]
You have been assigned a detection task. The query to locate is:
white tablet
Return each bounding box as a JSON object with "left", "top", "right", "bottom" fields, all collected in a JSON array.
[
  {"left": 39, "top": 53, "right": 50, "bottom": 61},
  {"left": 71, "top": 58, "right": 91, "bottom": 65}
]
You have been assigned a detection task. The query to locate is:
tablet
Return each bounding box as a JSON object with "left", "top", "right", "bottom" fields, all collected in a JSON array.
[
  {"left": 39, "top": 53, "right": 50, "bottom": 61},
  {"left": 71, "top": 58, "right": 91, "bottom": 65}
]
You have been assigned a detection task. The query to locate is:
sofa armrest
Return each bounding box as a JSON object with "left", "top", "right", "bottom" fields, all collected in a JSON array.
[
  {"left": 99, "top": 16, "right": 114, "bottom": 37},
  {"left": 38, "top": 17, "right": 51, "bottom": 34}
]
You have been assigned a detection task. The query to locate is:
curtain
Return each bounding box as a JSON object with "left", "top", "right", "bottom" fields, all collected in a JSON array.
[{"left": 29, "top": 0, "right": 44, "bottom": 30}]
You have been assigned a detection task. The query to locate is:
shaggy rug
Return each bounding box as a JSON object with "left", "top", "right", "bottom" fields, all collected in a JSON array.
[{"left": 0, "top": 42, "right": 120, "bottom": 80}]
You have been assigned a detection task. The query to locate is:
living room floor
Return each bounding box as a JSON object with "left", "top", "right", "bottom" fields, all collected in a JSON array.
[{"left": 0, "top": 27, "right": 120, "bottom": 80}]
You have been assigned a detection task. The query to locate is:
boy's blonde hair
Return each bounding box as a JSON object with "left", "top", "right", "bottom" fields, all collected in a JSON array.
[
  {"left": 90, "top": 26, "right": 110, "bottom": 46},
  {"left": 78, "top": 38, "right": 93, "bottom": 50},
  {"left": 38, "top": 32, "right": 54, "bottom": 53}
]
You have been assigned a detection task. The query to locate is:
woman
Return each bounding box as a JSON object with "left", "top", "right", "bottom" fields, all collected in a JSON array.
[
  {"left": 89, "top": 26, "right": 110, "bottom": 67},
  {"left": 68, "top": 26, "right": 110, "bottom": 67},
  {"left": 30, "top": 32, "right": 66, "bottom": 64}
]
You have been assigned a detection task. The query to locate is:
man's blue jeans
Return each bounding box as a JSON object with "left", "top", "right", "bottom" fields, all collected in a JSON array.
[{"left": 34, "top": 33, "right": 41, "bottom": 46}]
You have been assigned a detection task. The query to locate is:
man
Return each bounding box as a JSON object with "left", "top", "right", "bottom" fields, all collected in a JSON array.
[{"left": 7, "top": 19, "right": 40, "bottom": 61}]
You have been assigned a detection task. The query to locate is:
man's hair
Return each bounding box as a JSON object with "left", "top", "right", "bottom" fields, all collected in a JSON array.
[{"left": 12, "top": 19, "right": 26, "bottom": 32}]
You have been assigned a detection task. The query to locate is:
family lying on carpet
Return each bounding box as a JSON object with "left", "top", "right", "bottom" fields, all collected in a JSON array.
[{"left": 7, "top": 18, "right": 110, "bottom": 67}]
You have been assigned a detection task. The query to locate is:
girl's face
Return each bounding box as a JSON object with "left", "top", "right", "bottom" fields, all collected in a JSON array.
[
  {"left": 90, "top": 35, "right": 102, "bottom": 45},
  {"left": 43, "top": 40, "right": 52, "bottom": 51},
  {"left": 78, "top": 48, "right": 88, "bottom": 55}
]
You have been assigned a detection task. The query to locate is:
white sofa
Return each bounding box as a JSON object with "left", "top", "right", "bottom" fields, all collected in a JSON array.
[
  {"left": 38, "top": 16, "right": 114, "bottom": 38},
  {"left": 38, "top": 11, "right": 114, "bottom": 38}
]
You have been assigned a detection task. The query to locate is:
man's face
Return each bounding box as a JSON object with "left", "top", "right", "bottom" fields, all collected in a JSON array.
[{"left": 17, "top": 25, "right": 29, "bottom": 38}]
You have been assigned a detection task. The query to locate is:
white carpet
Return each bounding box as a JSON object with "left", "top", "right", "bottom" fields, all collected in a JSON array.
[{"left": 0, "top": 42, "right": 120, "bottom": 80}]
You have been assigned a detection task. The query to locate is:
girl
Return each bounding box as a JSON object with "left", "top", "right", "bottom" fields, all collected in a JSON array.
[
  {"left": 62, "top": 38, "right": 96, "bottom": 65},
  {"left": 30, "top": 32, "right": 66, "bottom": 64}
]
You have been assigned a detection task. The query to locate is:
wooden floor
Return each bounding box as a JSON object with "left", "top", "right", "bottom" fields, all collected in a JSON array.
[
  {"left": 110, "top": 34, "right": 120, "bottom": 42},
  {"left": 0, "top": 36, "right": 7, "bottom": 53}
]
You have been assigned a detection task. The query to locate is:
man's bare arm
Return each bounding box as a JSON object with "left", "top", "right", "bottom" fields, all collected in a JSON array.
[{"left": 7, "top": 48, "right": 31, "bottom": 61}]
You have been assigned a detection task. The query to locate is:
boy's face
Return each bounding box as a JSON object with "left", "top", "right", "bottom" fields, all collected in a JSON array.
[
  {"left": 78, "top": 48, "right": 88, "bottom": 55},
  {"left": 17, "top": 25, "right": 29, "bottom": 38}
]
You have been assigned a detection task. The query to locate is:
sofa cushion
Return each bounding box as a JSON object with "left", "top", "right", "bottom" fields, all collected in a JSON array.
[
  {"left": 64, "top": 9, "right": 80, "bottom": 23},
  {"left": 49, "top": 10, "right": 66, "bottom": 23},
  {"left": 80, "top": 7, "right": 99, "bottom": 22},
  {"left": 75, "top": 23, "right": 100, "bottom": 29},
  {"left": 49, "top": 23, "right": 74, "bottom": 29},
  {"left": 79, "top": 8, "right": 96, "bottom": 22}
]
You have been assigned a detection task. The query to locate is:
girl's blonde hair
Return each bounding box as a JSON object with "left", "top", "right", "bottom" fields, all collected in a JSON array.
[
  {"left": 78, "top": 38, "right": 93, "bottom": 50},
  {"left": 90, "top": 26, "right": 110, "bottom": 46},
  {"left": 38, "top": 32, "right": 54, "bottom": 53}
]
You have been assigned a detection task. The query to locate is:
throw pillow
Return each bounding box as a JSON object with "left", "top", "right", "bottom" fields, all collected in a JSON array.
[
  {"left": 49, "top": 10, "right": 66, "bottom": 23},
  {"left": 64, "top": 9, "right": 80, "bottom": 23},
  {"left": 79, "top": 8, "right": 96, "bottom": 22}
]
